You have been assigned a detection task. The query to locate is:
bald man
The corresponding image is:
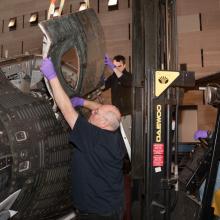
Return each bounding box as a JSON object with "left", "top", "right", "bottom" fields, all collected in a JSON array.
[{"left": 40, "top": 58, "right": 125, "bottom": 220}]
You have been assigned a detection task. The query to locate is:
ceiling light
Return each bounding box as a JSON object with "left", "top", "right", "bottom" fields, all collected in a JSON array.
[
  {"left": 79, "top": 2, "right": 87, "bottom": 11},
  {"left": 108, "top": 0, "right": 118, "bottom": 6},
  {"left": 8, "top": 18, "right": 16, "bottom": 28},
  {"left": 29, "top": 13, "right": 38, "bottom": 23}
]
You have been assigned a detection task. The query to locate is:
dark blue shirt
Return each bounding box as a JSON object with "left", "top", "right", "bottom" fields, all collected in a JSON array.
[{"left": 69, "top": 116, "right": 125, "bottom": 214}]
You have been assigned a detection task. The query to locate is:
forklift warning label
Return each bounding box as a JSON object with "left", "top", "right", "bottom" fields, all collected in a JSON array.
[
  {"left": 155, "top": 71, "right": 180, "bottom": 97},
  {"left": 153, "top": 143, "right": 164, "bottom": 166}
]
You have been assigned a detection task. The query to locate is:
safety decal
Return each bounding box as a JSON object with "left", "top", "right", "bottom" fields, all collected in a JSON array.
[
  {"left": 155, "top": 71, "right": 180, "bottom": 97},
  {"left": 153, "top": 143, "right": 164, "bottom": 167}
]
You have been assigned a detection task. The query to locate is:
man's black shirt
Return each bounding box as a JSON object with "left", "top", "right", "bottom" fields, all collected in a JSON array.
[{"left": 104, "top": 69, "right": 132, "bottom": 116}]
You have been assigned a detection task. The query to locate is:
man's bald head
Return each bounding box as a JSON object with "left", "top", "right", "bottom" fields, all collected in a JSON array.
[
  {"left": 101, "top": 105, "right": 121, "bottom": 130},
  {"left": 89, "top": 104, "right": 121, "bottom": 131}
]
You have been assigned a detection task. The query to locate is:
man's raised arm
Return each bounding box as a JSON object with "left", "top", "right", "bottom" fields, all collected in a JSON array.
[
  {"left": 40, "top": 57, "right": 78, "bottom": 129},
  {"left": 70, "top": 97, "right": 102, "bottom": 110}
]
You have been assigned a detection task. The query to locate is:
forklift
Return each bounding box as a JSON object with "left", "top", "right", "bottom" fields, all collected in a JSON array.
[{"left": 131, "top": 0, "right": 220, "bottom": 219}]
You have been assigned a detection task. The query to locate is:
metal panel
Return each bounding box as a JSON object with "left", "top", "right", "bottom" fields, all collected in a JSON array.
[{"left": 0, "top": 69, "right": 72, "bottom": 220}]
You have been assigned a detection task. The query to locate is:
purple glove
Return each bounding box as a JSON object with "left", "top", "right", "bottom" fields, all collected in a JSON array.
[
  {"left": 104, "top": 54, "right": 115, "bottom": 70},
  {"left": 40, "top": 57, "right": 57, "bottom": 80},
  {"left": 70, "top": 97, "right": 84, "bottom": 107},
  {"left": 194, "top": 130, "right": 208, "bottom": 140}
]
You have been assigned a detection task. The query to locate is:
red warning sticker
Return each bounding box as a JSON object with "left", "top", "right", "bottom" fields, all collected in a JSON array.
[
  {"left": 153, "top": 155, "right": 164, "bottom": 166},
  {"left": 153, "top": 143, "right": 164, "bottom": 167},
  {"left": 153, "top": 143, "right": 164, "bottom": 154}
]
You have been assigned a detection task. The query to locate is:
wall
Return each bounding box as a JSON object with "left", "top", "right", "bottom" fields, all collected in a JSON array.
[
  {"left": 182, "top": 90, "right": 217, "bottom": 131},
  {"left": 177, "top": 0, "right": 220, "bottom": 134},
  {"left": 0, "top": 0, "right": 57, "bottom": 56},
  {"left": 177, "top": 0, "right": 220, "bottom": 79},
  {"left": 0, "top": 0, "right": 131, "bottom": 65}
]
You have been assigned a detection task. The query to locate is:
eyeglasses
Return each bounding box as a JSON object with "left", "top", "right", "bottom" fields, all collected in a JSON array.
[
  {"left": 92, "top": 108, "right": 120, "bottom": 129},
  {"left": 92, "top": 108, "right": 109, "bottom": 123},
  {"left": 92, "top": 108, "right": 107, "bottom": 119},
  {"left": 92, "top": 108, "right": 100, "bottom": 115}
]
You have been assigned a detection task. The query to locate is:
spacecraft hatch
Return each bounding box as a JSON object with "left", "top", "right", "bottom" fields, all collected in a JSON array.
[{"left": 0, "top": 8, "right": 105, "bottom": 220}]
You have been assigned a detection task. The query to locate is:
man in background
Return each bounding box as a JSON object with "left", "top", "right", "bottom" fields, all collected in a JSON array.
[{"left": 103, "top": 54, "right": 132, "bottom": 145}]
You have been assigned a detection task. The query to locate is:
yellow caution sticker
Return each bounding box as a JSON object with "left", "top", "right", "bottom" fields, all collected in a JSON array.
[{"left": 155, "top": 71, "right": 180, "bottom": 97}]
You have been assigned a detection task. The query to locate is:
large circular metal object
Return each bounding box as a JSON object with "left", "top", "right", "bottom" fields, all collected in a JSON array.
[
  {"left": 39, "top": 8, "right": 106, "bottom": 98},
  {"left": 0, "top": 71, "right": 72, "bottom": 219}
]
